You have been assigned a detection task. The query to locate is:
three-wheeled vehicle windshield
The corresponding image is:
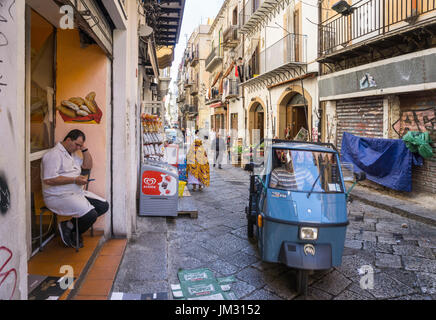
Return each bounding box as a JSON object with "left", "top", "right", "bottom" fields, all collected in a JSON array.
[{"left": 269, "top": 149, "right": 344, "bottom": 193}]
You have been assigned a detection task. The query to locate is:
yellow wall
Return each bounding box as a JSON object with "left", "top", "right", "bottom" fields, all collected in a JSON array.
[{"left": 55, "top": 29, "right": 108, "bottom": 198}]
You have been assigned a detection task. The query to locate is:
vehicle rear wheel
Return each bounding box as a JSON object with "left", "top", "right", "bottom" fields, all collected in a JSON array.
[{"left": 296, "top": 269, "right": 309, "bottom": 298}]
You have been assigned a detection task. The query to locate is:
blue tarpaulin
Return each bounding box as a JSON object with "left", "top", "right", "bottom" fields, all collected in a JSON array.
[{"left": 341, "top": 132, "right": 423, "bottom": 192}]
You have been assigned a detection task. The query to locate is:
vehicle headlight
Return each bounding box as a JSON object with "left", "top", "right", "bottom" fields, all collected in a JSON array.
[{"left": 300, "top": 227, "right": 318, "bottom": 240}]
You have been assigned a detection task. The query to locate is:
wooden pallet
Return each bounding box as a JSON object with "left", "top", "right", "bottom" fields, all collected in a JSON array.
[{"left": 177, "top": 197, "right": 198, "bottom": 219}]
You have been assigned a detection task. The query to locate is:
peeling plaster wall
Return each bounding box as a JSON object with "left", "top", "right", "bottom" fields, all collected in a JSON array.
[{"left": 0, "top": 0, "right": 27, "bottom": 300}]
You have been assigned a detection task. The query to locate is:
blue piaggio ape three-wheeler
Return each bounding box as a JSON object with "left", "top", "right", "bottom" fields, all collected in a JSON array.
[{"left": 246, "top": 139, "right": 365, "bottom": 296}]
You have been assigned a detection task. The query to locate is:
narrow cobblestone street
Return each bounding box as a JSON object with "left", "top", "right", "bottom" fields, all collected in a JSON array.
[{"left": 113, "top": 165, "right": 436, "bottom": 300}]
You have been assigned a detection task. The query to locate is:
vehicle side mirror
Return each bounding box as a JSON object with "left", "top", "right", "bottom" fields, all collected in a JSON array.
[{"left": 354, "top": 172, "right": 366, "bottom": 182}]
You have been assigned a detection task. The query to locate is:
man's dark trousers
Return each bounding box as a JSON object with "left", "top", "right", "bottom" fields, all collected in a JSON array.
[{"left": 72, "top": 197, "right": 109, "bottom": 235}]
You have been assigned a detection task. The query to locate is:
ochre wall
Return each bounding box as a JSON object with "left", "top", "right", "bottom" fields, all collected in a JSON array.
[{"left": 55, "top": 29, "right": 108, "bottom": 198}]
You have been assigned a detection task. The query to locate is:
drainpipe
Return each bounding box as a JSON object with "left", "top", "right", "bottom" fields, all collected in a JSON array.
[{"left": 110, "top": 55, "right": 114, "bottom": 238}]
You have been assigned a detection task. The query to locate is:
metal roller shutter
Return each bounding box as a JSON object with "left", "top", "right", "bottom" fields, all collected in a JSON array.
[{"left": 336, "top": 97, "right": 384, "bottom": 151}]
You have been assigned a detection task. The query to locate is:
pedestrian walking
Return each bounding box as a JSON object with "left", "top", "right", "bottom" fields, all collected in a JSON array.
[
  {"left": 212, "top": 131, "right": 226, "bottom": 169},
  {"left": 186, "top": 138, "right": 210, "bottom": 191}
]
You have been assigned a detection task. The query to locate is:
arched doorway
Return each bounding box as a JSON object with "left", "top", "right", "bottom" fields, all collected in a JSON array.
[
  {"left": 254, "top": 104, "right": 264, "bottom": 139},
  {"left": 248, "top": 98, "right": 266, "bottom": 144},
  {"left": 285, "top": 93, "right": 308, "bottom": 139},
  {"left": 277, "top": 86, "right": 312, "bottom": 140}
]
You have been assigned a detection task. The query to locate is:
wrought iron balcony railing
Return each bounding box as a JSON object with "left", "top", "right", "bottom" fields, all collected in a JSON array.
[
  {"left": 190, "top": 81, "right": 199, "bottom": 95},
  {"left": 190, "top": 49, "right": 200, "bottom": 66},
  {"left": 224, "top": 79, "right": 240, "bottom": 98},
  {"left": 205, "top": 46, "right": 223, "bottom": 72},
  {"left": 223, "top": 26, "right": 240, "bottom": 48},
  {"left": 319, "top": 0, "right": 436, "bottom": 57}
]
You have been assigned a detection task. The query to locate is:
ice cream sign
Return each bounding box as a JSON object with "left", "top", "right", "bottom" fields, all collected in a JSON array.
[{"left": 142, "top": 171, "right": 177, "bottom": 196}]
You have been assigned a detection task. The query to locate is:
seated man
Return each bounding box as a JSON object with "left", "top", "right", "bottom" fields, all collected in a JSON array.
[
  {"left": 270, "top": 151, "right": 298, "bottom": 190},
  {"left": 270, "top": 150, "right": 319, "bottom": 191},
  {"left": 41, "top": 129, "right": 109, "bottom": 248}
]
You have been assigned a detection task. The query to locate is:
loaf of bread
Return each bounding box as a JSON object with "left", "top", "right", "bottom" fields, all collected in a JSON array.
[
  {"left": 84, "top": 98, "right": 97, "bottom": 114},
  {"left": 69, "top": 97, "right": 85, "bottom": 106},
  {"left": 76, "top": 110, "right": 89, "bottom": 117},
  {"left": 57, "top": 105, "right": 77, "bottom": 118},
  {"left": 61, "top": 100, "right": 80, "bottom": 112},
  {"left": 86, "top": 92, "right": 96, "bottom": 102},
  {"left": 79, "top": 104, "right": 92, "bottom": 114}
]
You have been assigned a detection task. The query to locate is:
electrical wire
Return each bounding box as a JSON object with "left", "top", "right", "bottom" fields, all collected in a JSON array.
[{"left": 300, "top": 0, "right": 335, "bottom": 12}]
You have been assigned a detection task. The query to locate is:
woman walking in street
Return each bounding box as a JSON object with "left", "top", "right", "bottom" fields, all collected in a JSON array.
[{"left": 187, "top": 139, "right": 210, "bottom": 191}]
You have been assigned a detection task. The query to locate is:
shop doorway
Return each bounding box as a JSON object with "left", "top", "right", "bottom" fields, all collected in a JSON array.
[
  {"left": 27, "top": 9, "right": 57, "bottom": 255},
  {"left": 278, "top": 92, "right": 309, "bottom": 140},
  {"left": 254, "top": 105, "right": 264, "bottom": 139},
  {"left": 248, "top": 100, "right": 266, "bottom": 143}
]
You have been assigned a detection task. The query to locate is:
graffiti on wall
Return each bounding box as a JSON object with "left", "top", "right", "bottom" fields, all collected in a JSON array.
[
  {"left": 0, "top": 1, "right": 17, "bottom": 301},
  {"left": 0, "top": 174, "right": 10, "bottom": 214},
  {"left": 0, "top": 0, "right": 15, "bottom": 93},
  {"left": 0, "top": 246, "right": 17, "bottom": 300},
  {"left": 392, "top": 107, "right": 436, "bottom": 137}
]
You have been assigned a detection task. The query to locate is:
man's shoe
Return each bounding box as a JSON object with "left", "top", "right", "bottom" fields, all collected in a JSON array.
[
  {"left": 58, "top": 221, "right": 74, "bottom": 248},
  {"left": 219, "top": 165, "right": 222, "bottom": 169}
]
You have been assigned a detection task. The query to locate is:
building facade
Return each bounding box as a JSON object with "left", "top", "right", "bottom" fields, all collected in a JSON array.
[
  {"left": 237, "top": 0, "right": 319, "bottom": 150},
  {"left": 318, "top": 0, "right": 436, "bottom": 194}
]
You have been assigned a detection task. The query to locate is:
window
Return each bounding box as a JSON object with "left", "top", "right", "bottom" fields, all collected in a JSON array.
[
  {"left": 269, "top": 149, "right": 343, "bottom": 193},
  {"left": 28, "top": 9, "right": 57, "bottom": 253},
  {"left": 233, "top": 6, "right": 238, "bottom": 25}
]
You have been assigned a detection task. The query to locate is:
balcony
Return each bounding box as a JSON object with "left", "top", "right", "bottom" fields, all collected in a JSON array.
[
  {"left": 185, "top": 105, "right": 198, "bottom": 114},
  {"left": 190, "top": 81, "right": 199, "bottom": 95},
  {"left": 184, "top": 50, "right": 192, "bottom": 66},
  {"left": 239, "top": 0, "right": 288, "bottom": 35},
  {"left": 318, "top": 0, "right": 436, "bottom": 62},
  {"left": 206, "top": 88, "right": 222, "bottom": 105},
  {"left": 190, "top": 49, "right": 200, "bottom": 67},
  {"left": 224, "top": 79, "right": 240, "bottom": 99},
  {"left": 243, "top": 33, "right": 307, "bottom": 85},
  {"left": 205, "top": 47, "right": 223, "bottom": 72},
  {"left": 223, "top": 26, "right": 240, "bottom": 49},
  {"left": 176, "top": 94, "right": 185, "bottom": 103},
  {"left": 184, "top": 78, "right": 193, "bottom": 87}
]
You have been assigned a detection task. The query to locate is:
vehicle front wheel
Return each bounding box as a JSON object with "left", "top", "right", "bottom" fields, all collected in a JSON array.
[{"left": 296, "top": 269, "right": 309, "bottom": 298}]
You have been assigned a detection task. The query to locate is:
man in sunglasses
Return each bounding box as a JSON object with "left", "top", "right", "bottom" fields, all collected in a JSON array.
[{"left": 41, "top": 129, "right": 109, "bottom": 248}]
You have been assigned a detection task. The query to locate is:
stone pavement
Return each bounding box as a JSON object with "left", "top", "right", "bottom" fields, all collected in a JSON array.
[
  {"left": 350, "top": 184, "right": 436, "bottom": 227},
  {"left": 112, "top": 164, "right": 436, "bottom": 300}
]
